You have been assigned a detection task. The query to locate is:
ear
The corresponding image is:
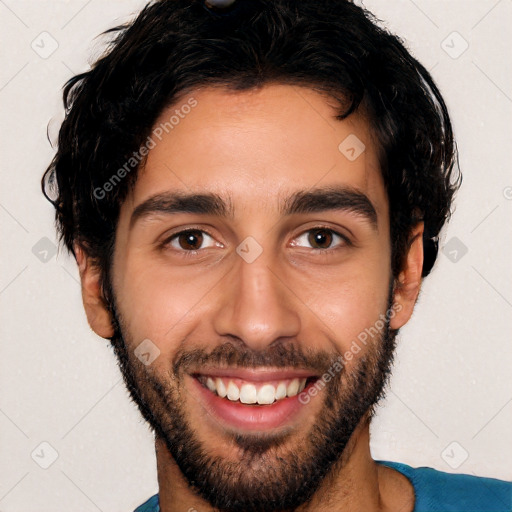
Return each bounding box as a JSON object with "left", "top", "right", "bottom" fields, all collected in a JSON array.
[
  {"left": 390, "top": 223, "right": 424, "bottom": 330},
  {"left": 74, "top": 244, "right": 114, "bottom": 339}
]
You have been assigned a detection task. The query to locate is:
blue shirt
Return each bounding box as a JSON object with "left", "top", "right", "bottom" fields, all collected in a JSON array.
[{"left": 134, "top": 460, "right": 512, "bottom": 511}]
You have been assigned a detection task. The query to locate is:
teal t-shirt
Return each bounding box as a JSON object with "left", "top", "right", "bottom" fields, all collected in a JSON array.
[{"left": 134, "top": 460, "right": 512, "bottom": 511}]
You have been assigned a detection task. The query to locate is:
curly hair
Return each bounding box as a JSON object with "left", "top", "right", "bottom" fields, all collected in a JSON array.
[{"left": 42, "top": 0, "right": 460, "bottom": 299}]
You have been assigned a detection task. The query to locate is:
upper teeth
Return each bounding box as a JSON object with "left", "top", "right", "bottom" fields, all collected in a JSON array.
[{"left": 203, "top": 377, "right": 307, "bottom": 405}]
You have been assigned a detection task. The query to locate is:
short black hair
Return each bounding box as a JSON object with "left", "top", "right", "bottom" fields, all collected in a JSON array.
[{"left": 42, "top": 0, "right": 460, "bottom": 300}]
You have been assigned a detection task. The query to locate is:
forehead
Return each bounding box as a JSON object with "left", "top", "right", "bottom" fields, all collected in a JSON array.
[{"left": 122, "top": 84, "right": 387, "bottom": 218}]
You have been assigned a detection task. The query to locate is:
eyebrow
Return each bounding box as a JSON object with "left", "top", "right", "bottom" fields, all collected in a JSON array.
[
  {"left": 129, "top": 186, "right": 378, "bottom": 230},
  {"left": 281, "top": 186, "right": 377, "bottom": 228},
  {"left": 129, "top": 192, "right": 232, "bottom": 230}
]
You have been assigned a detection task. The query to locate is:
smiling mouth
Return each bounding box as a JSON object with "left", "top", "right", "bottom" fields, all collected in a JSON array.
[
  {"left": 190, "top": 368, "right": 321, "bottom": 431},
  {"left": 193, "top": 374, "right": 319, "bottom": 406}
]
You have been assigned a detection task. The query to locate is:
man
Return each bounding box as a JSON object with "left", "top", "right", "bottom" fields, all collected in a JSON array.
[{"left": 42, "top": 0, "right": 511, "bottom": 511}]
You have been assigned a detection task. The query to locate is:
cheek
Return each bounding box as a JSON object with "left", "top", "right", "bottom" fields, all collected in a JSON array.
[
  {"left": 112, "top": 252, "right": 223, "bottom": 353},
  {"left": 296, "top": 255, "right": 391, "bottom": 354}
]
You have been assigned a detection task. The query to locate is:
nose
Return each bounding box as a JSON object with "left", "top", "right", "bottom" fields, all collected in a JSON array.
[{"left": 212, "top": 250, "right": 301, "bottom": 351}]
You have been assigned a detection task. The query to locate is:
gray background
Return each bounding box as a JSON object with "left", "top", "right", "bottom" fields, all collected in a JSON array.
[{"left": 1, "top": 0, "right": 511, "bottom": 510}]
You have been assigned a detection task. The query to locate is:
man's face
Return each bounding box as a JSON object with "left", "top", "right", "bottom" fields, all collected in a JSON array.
[{"left": 109, "top": 84, "right": 396, "bottom": 511}]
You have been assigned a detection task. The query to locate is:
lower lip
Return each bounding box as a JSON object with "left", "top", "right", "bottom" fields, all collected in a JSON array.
[{"left": 190, "top": 376, "right": 317, "bottom": 432}]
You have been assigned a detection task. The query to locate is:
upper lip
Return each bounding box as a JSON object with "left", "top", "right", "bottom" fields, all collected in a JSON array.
[{"left": 192, "top": 367, "right": 318, "bottom": 382}]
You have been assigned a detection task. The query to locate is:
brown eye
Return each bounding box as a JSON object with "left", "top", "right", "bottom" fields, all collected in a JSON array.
[
  {"left": 176, "top": 230, "right": 205, "bottom": 250},
  {"left": 308, "top": 229, "right": 334, "bottom": 249},
  {"left": 164, "top": 229, "right": 221, "bottom": 254},
  {"left": 292, "top": 228, "right": 348, "bottom": 251}
]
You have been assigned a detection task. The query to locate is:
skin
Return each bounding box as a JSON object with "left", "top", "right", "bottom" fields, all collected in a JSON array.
[{"left": 75, "top": 84, "right": 423, "bottom": 511}]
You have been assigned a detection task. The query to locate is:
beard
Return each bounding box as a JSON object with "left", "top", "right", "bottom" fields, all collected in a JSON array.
[{"left": 106, "top": 282, "right": 398, "bottom": 512}]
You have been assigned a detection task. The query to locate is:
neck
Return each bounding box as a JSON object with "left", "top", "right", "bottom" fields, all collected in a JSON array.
[{"left": 155, "top": 418, "right": 414, "bottom": 512}]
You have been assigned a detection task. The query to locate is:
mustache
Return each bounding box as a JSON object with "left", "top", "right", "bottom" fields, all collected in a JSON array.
[{"left": 172, "top": 340, "right": 340, "bottom": 378}]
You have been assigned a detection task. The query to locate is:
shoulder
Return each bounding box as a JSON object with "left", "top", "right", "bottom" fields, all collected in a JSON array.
[
  {"left": 133, "top": 493, "right": 159, "bottom": 512},
  {"left": 378, "top": 460, "right": 512, "bottom": 512}
]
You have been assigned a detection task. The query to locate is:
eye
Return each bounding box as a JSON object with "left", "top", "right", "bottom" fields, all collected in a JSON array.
[
  {"left": 292, "top": 227, "right": 349, "bottom": 250},
  {"left": 166, "top": 229, "right": 218, "bottom": 251}
]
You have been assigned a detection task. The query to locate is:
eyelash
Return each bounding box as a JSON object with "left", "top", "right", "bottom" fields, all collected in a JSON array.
[{"left": 161, "top": 226, "right": 351, "bottom": 256}]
